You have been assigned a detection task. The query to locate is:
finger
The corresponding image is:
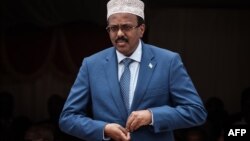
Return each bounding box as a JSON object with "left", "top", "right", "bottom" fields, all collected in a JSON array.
[
  {"left": 129, "top": 116, "right": 140, "bottom": 131},
  {"left": 120, "top": 131, "right": 130, "bottom": 141},
  {"left": 126, "top": 112, "right": 137, "bottom": 131},
  {"left": 118, "top": 127, "right": 130, "bottom": 141},
  {"left": 119, "top": 126, "right": 129, "bottom": 135},
  {"left": 119, "top": 132, "right": 128, "bottom": 141},
  {"left": 133, "top": 122, "right": 142, "bottom": 131},
  {"left": 125, "top": 132, "right": 131, "bottom": 141},
  {"left": 126, "top": 112, "right": 135, "bottom": 131}
]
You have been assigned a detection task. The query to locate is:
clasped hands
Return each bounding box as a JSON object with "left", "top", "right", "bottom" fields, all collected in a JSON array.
[{"left": 104, "top": 110, "right": 152, "bottom": 141}]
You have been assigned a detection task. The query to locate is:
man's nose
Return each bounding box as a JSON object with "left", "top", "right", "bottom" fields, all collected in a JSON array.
[{"left": 117, "top": 28, "right": 125, "bottom": 37}]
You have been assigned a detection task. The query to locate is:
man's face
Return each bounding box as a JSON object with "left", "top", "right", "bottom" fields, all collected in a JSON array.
[{"left": 107, "top": 13, "right": 145, "bottom": 56}]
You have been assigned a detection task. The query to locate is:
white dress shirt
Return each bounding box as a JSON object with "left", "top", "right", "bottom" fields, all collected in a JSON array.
[{"left": 116, "top": 40, "right": 142, "bottom": 109}]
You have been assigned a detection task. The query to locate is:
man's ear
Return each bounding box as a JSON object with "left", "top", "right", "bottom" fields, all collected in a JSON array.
[{"left": 139, "top": 24, "right": 145, "bottom": 38}]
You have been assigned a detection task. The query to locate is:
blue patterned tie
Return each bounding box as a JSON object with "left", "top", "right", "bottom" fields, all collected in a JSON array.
[{"left": 120, "top": 58, "right": 133, "bottom": 112}]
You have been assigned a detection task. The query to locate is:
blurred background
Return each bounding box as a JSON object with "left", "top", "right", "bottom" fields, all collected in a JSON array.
[{"left": 1, "top": 0, "right": 250, "bottom": 141}]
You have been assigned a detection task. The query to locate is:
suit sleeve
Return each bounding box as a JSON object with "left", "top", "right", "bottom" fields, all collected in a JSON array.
[
  {"left": 149, "top": 53, "right": 207, "bottom": 133},
  {"left": 59, "top": 58, "right": 107, "bottom": 141}
]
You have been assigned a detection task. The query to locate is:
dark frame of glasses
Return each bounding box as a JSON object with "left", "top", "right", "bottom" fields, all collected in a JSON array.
[{"left": 106, "top": 24, "right": 140, "bottom": 33}]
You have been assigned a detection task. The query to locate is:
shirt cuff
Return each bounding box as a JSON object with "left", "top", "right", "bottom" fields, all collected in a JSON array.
[
  {"left": 103, "top": 134, "right": 111, "bottom": 141},
  {"left": 148, "top": 109, "right": 154, "bottom": 125},
  {"left": 103, "top": 124, "right": 111, "bottom": 140}
]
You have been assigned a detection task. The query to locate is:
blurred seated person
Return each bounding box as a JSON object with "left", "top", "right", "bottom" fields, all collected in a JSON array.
[
  {"left": 0, "top": 91, "right": 14, "bottom": 141},
  {"left": 24, "top": 123, "right": 54, "bottom": 141},
  {"left": 229, "top": 87, "right": 250, "bottom": 125},
  {"left": 184, "top": 127, "right": 206, "bottom": 141},
  {"left": 204, "top": 97, "right": 228, "bottom": 141}
]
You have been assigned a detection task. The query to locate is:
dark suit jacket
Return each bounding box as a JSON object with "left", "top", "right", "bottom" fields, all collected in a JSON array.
[{"left": 59, "top": 42, "right": 207, "bottom": 141}]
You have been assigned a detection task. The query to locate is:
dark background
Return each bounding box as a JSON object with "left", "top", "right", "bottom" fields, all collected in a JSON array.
[{"left": 1, "top": 0, "right": 250, "bottom": 123}]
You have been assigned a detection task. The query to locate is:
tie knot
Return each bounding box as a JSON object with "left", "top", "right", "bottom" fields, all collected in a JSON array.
[{"left": 122, "top": 58, "right": 133, "bottom": 67}]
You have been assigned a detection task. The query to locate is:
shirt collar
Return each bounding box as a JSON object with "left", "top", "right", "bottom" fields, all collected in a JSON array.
[{"left": 116, "top": 40, "right": 142, "bottom": 64}]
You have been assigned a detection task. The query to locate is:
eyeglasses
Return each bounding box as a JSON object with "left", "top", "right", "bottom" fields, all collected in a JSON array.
[{"left": 106, "top": 24, "right": 140, "bottom": 33}]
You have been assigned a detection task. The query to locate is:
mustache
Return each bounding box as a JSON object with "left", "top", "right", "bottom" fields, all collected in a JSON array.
[{"left": 115, "top": 37, "right": 128, "bottom": 43}]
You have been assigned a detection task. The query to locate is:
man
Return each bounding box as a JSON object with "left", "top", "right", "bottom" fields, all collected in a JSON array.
[{"left": 59, "top": 0, "right": 207, "bottom": 141}]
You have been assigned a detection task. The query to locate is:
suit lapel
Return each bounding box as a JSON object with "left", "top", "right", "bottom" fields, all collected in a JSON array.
[
  {"left": 104, "top": 48, "right": 128, "bottom": 120},
  {"left": 131, "top": 44, "right": 157, "bottom": 112}
]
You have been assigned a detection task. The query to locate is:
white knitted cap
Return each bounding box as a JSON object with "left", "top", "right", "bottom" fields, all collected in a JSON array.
[{"left": 107, "top": 0, "right": 145, "bottom": 20}]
